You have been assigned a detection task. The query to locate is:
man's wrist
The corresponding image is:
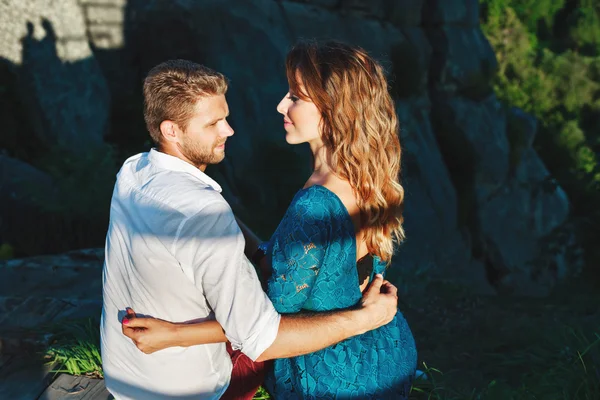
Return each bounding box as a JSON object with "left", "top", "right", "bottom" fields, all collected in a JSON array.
[
  {"left": 349, "top": 307, "right": 371, "bottom": 336},
  {"left": 331, "top": 307, "right": 369, "bottom": 337}
]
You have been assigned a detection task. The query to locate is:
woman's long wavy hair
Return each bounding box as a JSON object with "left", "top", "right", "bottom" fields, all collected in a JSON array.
[{"left": 286, "top": 40, "right": 405, "bottom": 263}]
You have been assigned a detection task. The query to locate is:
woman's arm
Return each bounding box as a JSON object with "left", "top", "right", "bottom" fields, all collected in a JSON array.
[{"left": 122, "top": 308, "right": 227, "bottom": 354}]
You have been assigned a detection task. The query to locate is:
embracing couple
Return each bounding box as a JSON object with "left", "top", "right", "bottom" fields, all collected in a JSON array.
[{"left": 100, "top": 40, "right": 417, "bottom": 400}]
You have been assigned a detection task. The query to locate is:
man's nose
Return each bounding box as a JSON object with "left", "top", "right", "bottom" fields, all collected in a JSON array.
[{"left": 221, "top": 121, "right": 234, "bottom": 137}]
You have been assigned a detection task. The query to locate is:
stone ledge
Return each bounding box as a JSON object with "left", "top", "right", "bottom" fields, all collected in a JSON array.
[
  {"left": 0, "top": 249, "right": 104, "bottom": 299},
  {"left": 0, "top": 297, "right": 101, "bottom": 354}
]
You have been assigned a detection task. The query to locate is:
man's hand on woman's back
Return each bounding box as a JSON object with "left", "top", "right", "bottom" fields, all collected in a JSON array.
[{"left": 357, "top": 274, "right": 399, "bottom": 334}]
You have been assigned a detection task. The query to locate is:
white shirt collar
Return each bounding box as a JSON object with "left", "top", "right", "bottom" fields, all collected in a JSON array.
[{"left": 148, "top": 148, "right": 222, "bottom": 193}]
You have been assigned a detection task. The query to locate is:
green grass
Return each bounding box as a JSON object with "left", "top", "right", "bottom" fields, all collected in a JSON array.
[
  {"left": 253, "top": 386, "right": 272, "bottom": 399},
  {"left": 403, "top": 279, "right": 600, "bottom": 400},
  {"left": 42, "top": 317, "right": 272, "bottom": 398},
  {"left": 44, "top": 318, "right": 103, "bottom": 378},
  {"left": 42, "top": 279, "right": 599, "bottom": 399}
]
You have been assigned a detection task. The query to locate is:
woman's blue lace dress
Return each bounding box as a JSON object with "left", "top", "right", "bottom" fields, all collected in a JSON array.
[{"left": 262, "top": 186, "right": 417, "bottom": 399}]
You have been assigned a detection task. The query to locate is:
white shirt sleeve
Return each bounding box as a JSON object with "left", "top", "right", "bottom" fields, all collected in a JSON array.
[{"left": 174, "top": 199, "right": 281, "bottom": 361}]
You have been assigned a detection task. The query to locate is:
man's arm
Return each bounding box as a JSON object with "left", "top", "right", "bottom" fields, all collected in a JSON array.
[
  {"left": 235, "top": 216, "right": 261, "bottom": 260},
  {"left": 123, "top": 200, "right": 397, "bottom": 361},
  {"left": 255, "top": 274, "right": 397, "bottom": 361},
  {"left": 122, "top": 274, "right": 398, "bottom": 359},
  {"left": 235, "top": 217, "right": 271, "bottom": 283},
  {"left": 175, "top": 201, "right": 281, "bottom": 360}
]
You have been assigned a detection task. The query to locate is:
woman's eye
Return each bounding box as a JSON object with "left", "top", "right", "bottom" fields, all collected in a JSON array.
[{"left": 289, "top": 94, "right": 299, "bottom": 102}]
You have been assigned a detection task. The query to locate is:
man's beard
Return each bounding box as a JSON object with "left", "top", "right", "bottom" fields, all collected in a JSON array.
[{"left": 179, "top": 136, "right": 226, "bottom": 167}]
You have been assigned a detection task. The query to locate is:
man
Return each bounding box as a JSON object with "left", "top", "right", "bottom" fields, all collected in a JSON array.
[{"left": 100, "top": 59, "right": 399, "bottom": 400}]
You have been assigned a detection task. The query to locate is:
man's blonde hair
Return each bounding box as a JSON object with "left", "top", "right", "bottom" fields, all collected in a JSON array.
[{"left": 143, "top": 60, "right": 228, "bottom": 144}]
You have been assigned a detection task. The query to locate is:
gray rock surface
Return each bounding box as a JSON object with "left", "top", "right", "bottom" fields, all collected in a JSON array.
[
  {"left": 428, "top": 27, "right": 498, "bottom": 98},
  {"left": 0, "top": 155, "right": 57, "bottom": 255},
  {"left": 0, "top": 0, "right": 582, "bottom": 296},
  {"left": 79, "top": 0, "right": 586, "bottom": 293},
  {"left": 0, "top": 248, "right": 103, "bottom": 300},
  {"left": 0, "top": 0, "right": 110, "bottom": 151},
  {"left": 423, "top": 0, "right": 480, "bottom": 26}
]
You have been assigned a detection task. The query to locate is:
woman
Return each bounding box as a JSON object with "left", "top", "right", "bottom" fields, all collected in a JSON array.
[{"left": 124, "top": 41, "right": 417, "bottom": 399}]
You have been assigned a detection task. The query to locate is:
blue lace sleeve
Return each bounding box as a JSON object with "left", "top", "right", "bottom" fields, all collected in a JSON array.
[{"left": 266, "top": 202, "right": 330, "bottom": 313}]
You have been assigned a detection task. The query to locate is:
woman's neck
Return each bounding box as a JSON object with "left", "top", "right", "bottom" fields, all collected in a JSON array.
[{"left": 309, "top": 140, "right": 331, "bottom": 178}]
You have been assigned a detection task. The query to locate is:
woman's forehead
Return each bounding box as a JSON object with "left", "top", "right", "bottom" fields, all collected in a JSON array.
[{"left": 289, "top": 70, "right": 310, "bottom": 97}]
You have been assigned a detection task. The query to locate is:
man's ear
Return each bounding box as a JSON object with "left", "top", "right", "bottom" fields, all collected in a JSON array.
[{"left": 159, "top": 120, "right": 180, "bottom": 144}]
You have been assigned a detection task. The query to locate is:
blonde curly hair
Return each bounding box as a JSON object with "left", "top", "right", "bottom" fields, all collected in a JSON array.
[{"left": 286, "top": 41, "right": 405, "bottom": 263}]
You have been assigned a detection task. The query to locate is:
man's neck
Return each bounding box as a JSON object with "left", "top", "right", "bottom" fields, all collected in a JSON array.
[{"left": 157, "top": 144, "right": 207, "bottom": 171}]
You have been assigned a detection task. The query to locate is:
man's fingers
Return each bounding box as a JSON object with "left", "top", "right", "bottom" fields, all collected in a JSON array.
[{"left": 381, "top": 280, "right": 398, "bottom": 297}]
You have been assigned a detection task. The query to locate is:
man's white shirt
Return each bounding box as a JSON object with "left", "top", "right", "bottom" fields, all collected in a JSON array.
[{"left": 100, "top": 149, "right": 281, "bottom": 399}]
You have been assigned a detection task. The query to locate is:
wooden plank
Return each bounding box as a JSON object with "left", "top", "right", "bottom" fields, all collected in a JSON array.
[
  {"left": 81, "top": 379, "right": 113, "bottom": 400},
  {"left": 0, "top": 356, "right": 55, "bottom": 400},
  {"left": 38, "top": 374, "right": 100, "bottom": 400},
  {"left": 38, "top": 374, "right": 113, "bottom": 400}
]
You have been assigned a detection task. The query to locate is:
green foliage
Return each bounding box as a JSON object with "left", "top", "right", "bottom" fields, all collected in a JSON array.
[
  {"left": 43, "top": 317, "right": 271, "bottom": 399},
  {"left": 0, "top": 243, "right": 14, "bottom": 260},
  {"left": 253, "top": 386, "right": 271, "bottom": 399},
  {"left": 409, "top": 328, "right": 600, "bottom": 400},
  {"left": 538, "top": 329, "right": 600, "bottom": 399},
  {"left": 511, "top": 0, "right": 567, "bottom": 34},
  {"left": 483, "top": 8, "right": 555, "bottom": 116},
  {"left": 39, "top": 283, "right": 599, "bottom": 399},
  {"left": 568, "top": 0, "right": 600, "bottom": 54},
  {"left": 480, "top": 0, "right": 600, "bottom": 279},
  {"left": 406, "top": 277, "right": 600, "bottom": 399},
  {"left": 540, "top": 49, "right": 599, "bottom": 114},
  {"left": 45, "top": 319, "right": 103, "bottom": 378},
  {"left": 482, "top": 0, "right": 566, "bottom": 42}
]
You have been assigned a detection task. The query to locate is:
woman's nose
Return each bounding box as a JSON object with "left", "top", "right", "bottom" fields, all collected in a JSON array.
[{"left": 277, "top": 95, "right": 289, "bottom": 115}]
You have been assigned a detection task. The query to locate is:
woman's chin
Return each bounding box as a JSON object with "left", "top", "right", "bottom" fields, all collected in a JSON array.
[
  {"left": 285, "top": 133, "right": 300, "bottom": 145},
  {"left": 285, "top": 131, "right": 318, "bottom": 146}
]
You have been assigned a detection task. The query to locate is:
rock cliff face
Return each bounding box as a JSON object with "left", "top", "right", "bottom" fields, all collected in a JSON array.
[
  {"left": 0, "top": 0, "right": 109, "bottom": 150},
  {"left": 0, "top": 0, "right": 581, "bottom": 295}
]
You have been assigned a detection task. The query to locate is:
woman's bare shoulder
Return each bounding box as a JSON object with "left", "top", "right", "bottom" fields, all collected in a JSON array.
[{"left": 320, "top": 177, "right": 359, "bottom": 216}]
